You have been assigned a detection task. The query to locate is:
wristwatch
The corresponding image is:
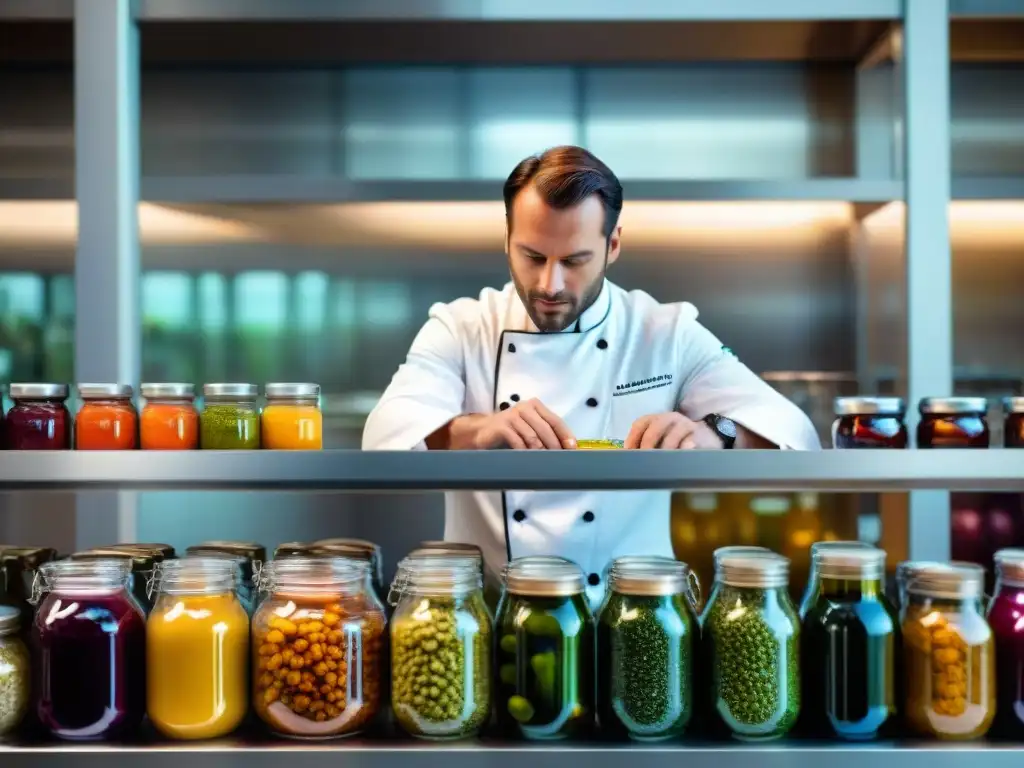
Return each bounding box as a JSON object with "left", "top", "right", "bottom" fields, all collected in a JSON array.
[{"left": 703, "top": 414, "right": 737, "bottom": 449}]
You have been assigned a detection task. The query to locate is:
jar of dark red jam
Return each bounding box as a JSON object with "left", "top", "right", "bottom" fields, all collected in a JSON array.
[
  {"left": 987, "top": 548, "right": 1024, "bottom": 737},
  {"left": 32, "top": 558, "right": 146, "bottom": 740},
  {"left": 1003, "top": 398, "right": 1024, "bottom": 448},
  {"left": 917, "top": 397, "right": 989, "bottom": 449},
  {"left": 4, "top": 384, "right": 71, "bottom": 450},
  {"left": 832, "top": 397, "right": 908, "bottom": 449}
]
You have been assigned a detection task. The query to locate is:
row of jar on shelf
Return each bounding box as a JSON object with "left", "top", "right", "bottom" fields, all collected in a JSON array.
[
  {"left": 0, "top": 382, "right": 323, "bottom": 450},
  {"left": 3, "top": 539, "right": 1024, "bottom": 744},
  {"left": 833, "top": 396, "right": 1024, "bottom": 448}
]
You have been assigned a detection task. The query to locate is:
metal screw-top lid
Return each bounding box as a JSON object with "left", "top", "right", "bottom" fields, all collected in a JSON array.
[
  {"left": 906, "top": 562, "right": 985, "bottom": 599},
  {"left": 0, "top": 605, "right": 20, "bottom": 636},
  {"left": 8, "top": 383, "right": 69, "bottom": 400},
  {"left": 995, "top": 548, "right": 1024, "bottom": 585},
  {"left": 919, "top": 397, "right": 988, "bottom": 415},
  {"left": 608, "top": 556, "right": 689, "bottom": 597},
  {"left": 717, "top": 551, "right": 790, "bottom": 588},
  {"left": 506, "top": 558, "right": 586, "bottom": 597},
  {"left": 834, "top": 397, "right": 905, "bottom": 417},
  {"left": 1003, "top": 397, "right": 1024, "bottom": 415},
  {"left": 78, "top": 383, "right": 134, "bottom": 399},
  {"left": 712, "top": 545, "right": 770, "bottom": 570},
  {"left": 141, "top": 383, "right": 195, "bottom": 400},
  {"left": 202, "top": 383, "right": 258, "bottom": 399},
  {"left": 265, "top": 382, "right": 320, "bottom": 399},
  {"left": 814, "top": 546, "right": 886, "bottom": 580}
]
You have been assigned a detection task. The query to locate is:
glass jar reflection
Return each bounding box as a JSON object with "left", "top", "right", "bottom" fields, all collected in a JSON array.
[{"left": 832, "top": 397, "right": 908, "bottom": 449}]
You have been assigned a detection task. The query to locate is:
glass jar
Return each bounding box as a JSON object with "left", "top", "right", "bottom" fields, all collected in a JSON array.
[
  {"left": 311, "top": 538, "right": 385, "bottom": 604},
  {"left": 75, "top": 384, "right": 138, "bottom": 450},
  {"left": 832, "top": 397, "right": 908, "bottom": 449},
  {"left": 70, "top": 548, "right": 158, "bottom": 615},
  {"left": 798, "top": 541, "right": 873, "bottom": 619},
  {"left": 801, "top": 547, "right": 897, "bottom": 739},
  {"left": 147, "top": 557, "right": 249, "bottom": 740},
  {"left": 986, "top": 549, "right": 1024, "bottom": 736},
  {"left": 917, "top": 397, "right": 990, "bottom": 448},
  {"left": 184, "top": 547, "right": 256, "bottom": 614},
  {"left": 903, "top": 563, "right": 995, "bottom": 739},
  {"left": 0, "top": 605, "right": 30, "bottom": 736},
  {"left": 597, "top": 558, "right": 697, "bottom": 740},
  {"left": 262, "top": 383, "right": 323, "bottom": 450},
  {"left": 701, "top": 552, "right": 800, "bottom": 741},
  {"left": 1004, "top": 397, "right": 1024, "bottom": 448},
  {"left": 389, "top": 555, "right": 491, "bottom": 740},
  {"left": 140, "top": 383, "right": 198, "bottom": 450},
  {"left": 0, "top": 546, "right": 58, "bottom": 632},
  {"left": 252, "top": 557, "right": 385, "bottom": 739},
  {"left": 200, "top": 383, "right": 260, "bottom": 449},
  {"left": 4, "top": 384, "right": 71, "bottom": 450},
  {"left": 32, "top": 558, "right": 146, "bottom": 740},
  {"left": 495, "top": 558, "right": 595, "bottom": 740}
]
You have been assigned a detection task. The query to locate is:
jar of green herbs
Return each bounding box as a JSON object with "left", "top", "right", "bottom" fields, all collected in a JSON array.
[
  {"left": 597, "top": 557, "right": 697, "bottom": 740},
  {"left": 200, "top": 383, "right": 260, "bottom": 449},
  {"left": 701, "top": 551, "right": 800, "bottom": 741},
  {"left": 0, "top": 606, "right": 29, "bottom": 736},
  {"left": 495, "top": 558, "right": 595, "bottom": 740}
]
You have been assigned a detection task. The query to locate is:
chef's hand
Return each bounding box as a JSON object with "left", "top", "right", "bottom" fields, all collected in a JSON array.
[
  {"left": 625, "top": 412, "right": 722, "bottom": 450},
  {"left": 467, "top": 398, "right": 577, "bottom": 450}
]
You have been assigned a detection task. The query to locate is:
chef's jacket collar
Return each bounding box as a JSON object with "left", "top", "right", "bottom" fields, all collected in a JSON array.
[{"left": 524, "top": 280, "right": 611, "bottom": 334}]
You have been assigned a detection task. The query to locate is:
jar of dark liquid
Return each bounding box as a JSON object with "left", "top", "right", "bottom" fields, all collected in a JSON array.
[
  {"left": 32, "top": 558, "right": 146, "bottom": 740},
  {"left": 917, "top": 397, "right": 989, "bottom": 449},
  {"left": 832, "top": 397, "right": 908, "bottom": 449},
  {"left": 4, "top": 384, "right": 71, "bottom": 450},
  {"left": 986, "top": 548, "right": 1024, "bottom": 737},
  {"left": 1003, "top": 398, "right": 1024, "bottom": 448}
]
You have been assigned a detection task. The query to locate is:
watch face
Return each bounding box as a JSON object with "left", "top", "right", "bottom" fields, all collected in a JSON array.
[{"left": 718, "top": 417, "right": 737, "bottom": 439}]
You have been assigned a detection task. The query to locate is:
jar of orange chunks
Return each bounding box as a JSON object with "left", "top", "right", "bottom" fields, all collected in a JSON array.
[
  {"left": 252, "top": 557, "right": 385, "bottom": 739},
  {"left": 140, "top": 383, "right": 199, "bottom": 450},
  {"left": 902, "top": 562, "right": 995, "bottom": 739},
  {"left": 75, "top": 384, "right": 138, "bottom": 450}
]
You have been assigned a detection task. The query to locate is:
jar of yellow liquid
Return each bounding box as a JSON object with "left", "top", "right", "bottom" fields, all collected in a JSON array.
[
  {"left": 147, "top": 557, "right": 250, "bottom": 740},
  {"left": 262, "top": 383, "right": 323, "bottom": 449}
]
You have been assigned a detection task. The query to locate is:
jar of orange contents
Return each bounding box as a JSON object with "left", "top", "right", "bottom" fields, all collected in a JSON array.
[
  {"left": 261, "top": 383, "right": 323, "bottom": 450},
  {"left": 252, "top": 557, "right": 385, "bottom": 739},
  {"left": 75, "top": 384, "right": 138, "bottom": 450},
  {"left": 140, "top": 383, "right": 198, "bottom": 450},
  {"left": 147, "top": 557, "right": 249, "bottom": 739}
]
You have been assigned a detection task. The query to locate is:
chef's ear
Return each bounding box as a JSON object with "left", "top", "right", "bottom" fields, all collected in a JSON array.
[
  {"left": 504, "top": 224, "right": 509, "bottom": 255},
  {"left": 606, "top": 225, "right": 622, "bottom": 266}
]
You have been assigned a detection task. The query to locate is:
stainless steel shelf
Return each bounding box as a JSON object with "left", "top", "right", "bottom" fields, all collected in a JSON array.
[
  {"left": 3, "top": 742, "right": 1024, "bottom": 768},
  {"left": 0, "top": 450, "right": 1021, "bottom": 492},
  {"left": 951, "top": 0, "right": 1024, "bottom": 17},
  {"left": 952, "top": 177, "right": 1024, "bottom": 200}
]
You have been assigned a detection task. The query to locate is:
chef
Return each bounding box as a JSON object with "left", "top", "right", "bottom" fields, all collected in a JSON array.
[{"left": 363, "top": 145, "right": 821, "bottom": 606}]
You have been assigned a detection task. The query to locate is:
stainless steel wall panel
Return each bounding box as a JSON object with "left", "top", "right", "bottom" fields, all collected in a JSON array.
[{"left": 950, "top": 65, "right": 1024, "bottom": 176}]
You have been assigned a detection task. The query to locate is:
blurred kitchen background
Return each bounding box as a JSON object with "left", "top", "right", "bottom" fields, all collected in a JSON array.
[{"left": 1, "top": 11, "right": 1023, "bottom": 590}]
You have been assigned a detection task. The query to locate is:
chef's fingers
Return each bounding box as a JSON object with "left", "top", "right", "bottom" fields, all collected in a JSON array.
[
  {"left": 531, "top": 400, "right": 577, "bottom": 449},
  {"left": 681, "top": 435, "right": 698, "bottom": 450},
  {"left": 508, "top": 414, "right": 545, "bottom": 450},
  {"left": 624, "top": 414, "right": 655, "bottom": 449},
  {"left": 660, "top": 419, "right": 696, "bottom": 449},
  {"left": 520, "top": 407, "right": 563, "bottom": 450},
  {"left": 640, "top": 415, "right": 673, "bottom": 450},
  {"left": 494, "top": 422, "right": 528, "bottom": 450}
]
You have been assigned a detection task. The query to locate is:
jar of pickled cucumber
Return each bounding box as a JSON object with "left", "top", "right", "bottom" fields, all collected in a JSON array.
[
  {"left": 495, "top": 558, "right": 595, "bottom": 740},
  {"left": 388, "top": 555, "right": 491, "bottom": 740},
  {"left": 252, "top": 557, "right": 385, "bottom": 739},
  {"left": 597, "top": 558, "right": 696, "bottom": 740},
  {"left": 903, "top": 563, "right": 995, "bottom": 739},
  {"left": 701, "top": 551, "right": 800, "bottom": 741}
]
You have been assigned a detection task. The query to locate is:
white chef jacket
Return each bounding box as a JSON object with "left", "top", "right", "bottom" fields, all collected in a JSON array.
[{"left": 363, "top": 279, "right": 820, "bottom": 607}]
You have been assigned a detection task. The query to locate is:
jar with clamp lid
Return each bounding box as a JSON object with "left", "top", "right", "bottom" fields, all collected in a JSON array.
[
  {"left": 4, "top": 384, "right": 71, "bottom": 450},
  {"left": 495, "top": 558, "right": 595, "bottom": 740},
  {"left": 701, "top": 551, "right": 800, "bottom": 741},
  {"left": 262, "top": 382, "right": 322, "bottom": 449},
  {"left": 832, "top": 397, "right": 908, "bottom": 449},
  {"left": 200, "top": 383, "right": 260, "bottom": 449},
  {"left": 252, "top": 557, "right": 385, "bottom": 739},
  {"left": 311, "top": 538, "right": 386, "bottom": 605},
  {"left": 32, "top": 558, "right": 146, "bottom": 740},
  {"left": 70, "top": 548, "right": 158, "bottom": 615},
  {"left": 75, "top": 384, "right": 138, "bottom": 450},
  {"left": 389, "top": 555, "right": 492, "bottom": 739},
  {"left": 903, "top": 563, "right": 994, "bottom": 739},
  {"left": 597, "top": 557, "right": 698, "bottom": 740},
  {"left": 140, "top": 383, "right": 198, "bottom": 450},
  {"left": 917, "top": 397, "right": 990, "bottom": 448}
]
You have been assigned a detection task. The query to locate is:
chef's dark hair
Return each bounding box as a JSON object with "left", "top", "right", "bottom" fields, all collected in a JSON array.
[{"left": 503, "top": 146, "right": 624, "bottom": 242}]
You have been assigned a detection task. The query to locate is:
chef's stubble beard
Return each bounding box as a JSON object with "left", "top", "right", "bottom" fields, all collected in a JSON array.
[{"left": 511, "top": 251, "right": 608, "bottom": 333}]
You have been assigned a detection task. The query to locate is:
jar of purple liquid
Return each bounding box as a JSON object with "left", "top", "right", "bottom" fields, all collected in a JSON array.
[
  {"left": 32, "top": 558, "right": 146, "bottom": 741},
  {"left": 987, "top": 548, "right": 1024, "bottom": 737},
  {"left": 4, "top": 384, "right": 71, "bottom": 450}
]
